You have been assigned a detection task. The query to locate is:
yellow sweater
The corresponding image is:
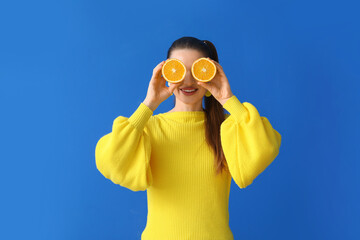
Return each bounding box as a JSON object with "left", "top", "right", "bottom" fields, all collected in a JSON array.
[{"left": 95, "top": 95, "right": 282, "bottom": 240}]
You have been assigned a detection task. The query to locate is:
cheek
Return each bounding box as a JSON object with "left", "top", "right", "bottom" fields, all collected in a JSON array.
[{"left": 198, "top": 86, "right": 207, "bottom": 93}]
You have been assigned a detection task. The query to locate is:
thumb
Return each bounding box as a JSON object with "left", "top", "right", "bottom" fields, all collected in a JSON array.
[{"left": 168, "top": 82, "right": 181, "bottom": 94}]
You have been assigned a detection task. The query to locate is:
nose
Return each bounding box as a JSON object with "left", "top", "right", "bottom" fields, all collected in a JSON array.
[
  {"left": 167, "top": 68, "right": 198, "bottom": 87},
  {"left": 182, "top": 68, "right": 197, "bottom": 85}
]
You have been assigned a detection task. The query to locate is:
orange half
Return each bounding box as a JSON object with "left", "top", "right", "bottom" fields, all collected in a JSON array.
[
  {"left": 162, "top": 58, "right": 186, "bottom": 83},
  {"left": 191, "top": 57, "right": 216, "bottom": 82}
]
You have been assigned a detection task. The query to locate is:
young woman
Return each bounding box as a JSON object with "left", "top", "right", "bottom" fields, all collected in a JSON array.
[{"left": 95, "top": 36, "right": 282, "bottom": 240}]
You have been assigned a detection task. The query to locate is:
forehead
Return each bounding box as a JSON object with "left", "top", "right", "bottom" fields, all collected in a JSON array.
[{"left": 169, "top": 48, "right": 206, "bottom": 64}]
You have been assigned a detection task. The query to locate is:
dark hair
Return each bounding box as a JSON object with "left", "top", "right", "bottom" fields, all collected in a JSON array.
[{"left": 166, "top": 36, "right": 229, "bottom": 175}]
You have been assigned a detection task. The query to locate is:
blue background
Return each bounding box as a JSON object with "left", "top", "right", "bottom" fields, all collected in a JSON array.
[{"left": 1, "top": 0, "right": 359, "bottom": 239}]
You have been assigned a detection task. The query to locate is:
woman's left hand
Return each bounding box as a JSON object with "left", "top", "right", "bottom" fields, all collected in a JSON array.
[{"left": 196, "top": 58, "right": 234, "bottom": 105}]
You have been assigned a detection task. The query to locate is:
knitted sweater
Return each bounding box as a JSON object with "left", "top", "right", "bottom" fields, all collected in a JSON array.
[{"left": 95, "top": 95, "right": 282, "bottom": 240}]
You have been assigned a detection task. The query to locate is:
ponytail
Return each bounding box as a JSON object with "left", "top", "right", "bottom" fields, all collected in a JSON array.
[{"left": 202, "top": 40, "right": 229, "bottom": 175}]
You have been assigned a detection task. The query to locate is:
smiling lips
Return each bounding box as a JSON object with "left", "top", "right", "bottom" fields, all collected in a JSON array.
[
  {"left": 182, "top": 89, "right": 197, "bottom": 93},
  {"left": 181, "top": 87, "right": 198, "bottom": 92},
  {"left": 180, "top": 88, "right": 198, "bottom": 95}
]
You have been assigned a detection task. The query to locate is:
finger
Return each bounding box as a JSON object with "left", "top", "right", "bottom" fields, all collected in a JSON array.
[
  {"left": 207, "top": 57, "right": 222, "bottom": 67},
  {"left": 207, "top": 57, "right": 223, "bottom": 73},
  {"left": 154, "top": 61, "right": 166, "bottom": 80},
  {"left": 168, "top": 82, "right": 181, "bottom": 95},
  {"left": 154, "top": 61, "right": 163, "bottom": 70},
  {"left": 153, "top": 60, "right": 165, "bottom": 75},
  {"left": 168, "top": 82, "right": 181, "bottom": 92},
  {"left": 158, "top": 60, "right": 166, "bottom": 67},
  {"left": 167, "top": 81, "right": 178, "bottom": 87},
  {"left": 213, "top": 62, "right": 223, "bottom": 74}
]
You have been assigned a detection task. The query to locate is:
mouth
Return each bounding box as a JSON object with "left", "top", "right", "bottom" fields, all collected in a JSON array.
[
  {"left": 181, "top": 88, "right": 198, "bottom": 92},
  {"left": 180, "top": 88, "right": 198, "bottom": 95}
]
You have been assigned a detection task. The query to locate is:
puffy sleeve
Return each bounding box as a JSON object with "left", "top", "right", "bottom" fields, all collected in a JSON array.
[
  {"left": 220, "top": 95, "right": 282, "bottom": 189},
  {"left": 95, "top": 102, "right": 154, "bottom": 192}
]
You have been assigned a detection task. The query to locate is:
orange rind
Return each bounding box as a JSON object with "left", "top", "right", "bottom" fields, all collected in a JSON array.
[
  {"left": 191, "top": 57, "right": 216, "bottom": 82},
  {"left": 162, "top": 58, "right": 186, "bottom": 83}
]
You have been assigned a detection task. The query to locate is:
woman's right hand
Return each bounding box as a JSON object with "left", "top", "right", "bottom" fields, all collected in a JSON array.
[{"left": 143, "top": 60, "right": 181, "bottom": 111}]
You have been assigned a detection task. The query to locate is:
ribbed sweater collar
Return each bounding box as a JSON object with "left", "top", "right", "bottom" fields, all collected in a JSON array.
[{"left": 155, "top": 111, "right": 206, "bottom": 123}]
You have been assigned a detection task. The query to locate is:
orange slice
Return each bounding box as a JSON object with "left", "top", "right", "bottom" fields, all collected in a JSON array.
[
  {"left": 161, "top": 58, "right": 186, "bottom": 83},
  {"left": 191, "top": 57, "right": 216, "bottom": 82}
]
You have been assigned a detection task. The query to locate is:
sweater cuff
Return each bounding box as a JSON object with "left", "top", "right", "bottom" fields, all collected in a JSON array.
[
  {"left": 222, "top": 95, "right": 248, "bottom": 123},
  {"left": 128, "top": 102, "right": 153, "bottom": 132}
]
